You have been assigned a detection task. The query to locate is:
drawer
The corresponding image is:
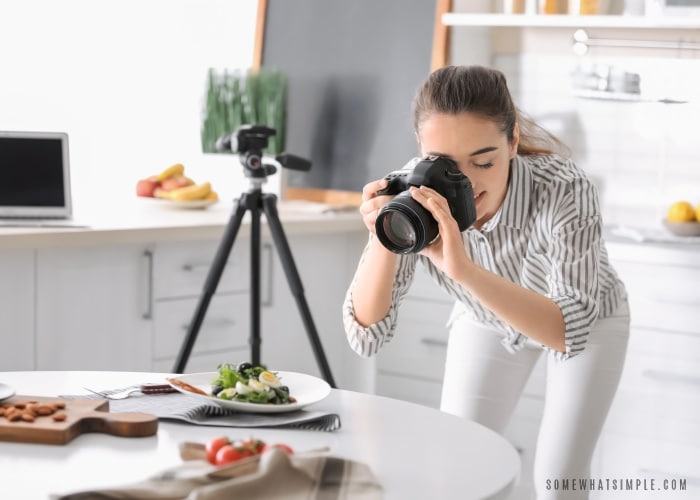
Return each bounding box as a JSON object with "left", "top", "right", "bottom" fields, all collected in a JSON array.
[
  {"left": 627, "top": 326, "right": 700, "bottom": 361},
  {"left": 407, "top": 266, "right": 455, "bottom": 303},
  {"left": 154, "top": 241, "right": 271, "bottom": 299},
  {"left": 616, "top": 351, "right": 700, "bottom": 405},
  {"left": 152, "top": 293, "right": 249, "bottom": 360},
  {"left": 376, "top": 298, "right": 453, "bottom": 381},
  {"left": 375, "top": 372, "right": 442, "bottom": 408},
  {"left": 612, "top": 260, "right": 700, "bottom": 334},
  {"left": 596, "top": 434, "right": 700, "bottom": 498},
  {"left": 605, "top": 388, "right": 700, "bottom": 447}
]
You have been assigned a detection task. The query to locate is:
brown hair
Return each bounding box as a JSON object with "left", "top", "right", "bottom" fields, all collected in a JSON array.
[{"left": 412, "top": 65, "right": 568, "bottom": 157}]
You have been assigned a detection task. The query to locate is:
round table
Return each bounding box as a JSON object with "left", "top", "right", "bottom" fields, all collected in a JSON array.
[{"left": 0, "top": 371, "right": 519, "bottom": 499}]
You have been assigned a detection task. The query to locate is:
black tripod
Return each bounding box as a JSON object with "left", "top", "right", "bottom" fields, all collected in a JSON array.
[{"left": 172, "top": 129, "right": 335, "bottom": 388}]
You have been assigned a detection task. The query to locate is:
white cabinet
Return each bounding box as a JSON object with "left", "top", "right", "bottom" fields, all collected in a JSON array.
[
  {"left": 35, "top": 245, "right": 152, "bottom": 370},
  {"left": 259, "top": 230, "right": 372, "bottom": 393},
  {"left": 0, "top": 250, "right": 35, "bottom": 370},
  {"left": 595, "top": 242, "right": 700, "bottom": 498},
  {"left": 374, "top": 267, "right": 452, "bottom": 408},
  {"left": 149, "top": 239, "right": 262, "bottom": 373}
]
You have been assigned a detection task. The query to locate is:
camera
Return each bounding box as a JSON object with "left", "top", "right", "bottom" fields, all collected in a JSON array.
[{"left": 375, "top": 155, "right": 477, "bottom": 254}]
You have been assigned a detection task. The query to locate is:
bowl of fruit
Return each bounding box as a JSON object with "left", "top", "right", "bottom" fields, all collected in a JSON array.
[
  {"left": 136, "top": 163, "right": 219, "bottom": 208},
  {"left": 663, "top": 201, "right": 700, "bottom": 237}
]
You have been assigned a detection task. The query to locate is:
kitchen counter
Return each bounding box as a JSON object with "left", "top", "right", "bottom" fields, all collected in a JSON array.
[{"left": 0, "top": 199, "right": 366, "bottom": 249}]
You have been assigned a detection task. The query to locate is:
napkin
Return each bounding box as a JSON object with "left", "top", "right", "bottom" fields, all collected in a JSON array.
[
  {"left": 69, "top": 391, "right": 341, "bottom": 432},
  {"left": 54, "top": 447, "right": 384, "bottom": 500}
]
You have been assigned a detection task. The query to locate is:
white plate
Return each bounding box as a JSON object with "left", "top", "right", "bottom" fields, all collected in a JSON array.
[
  {"left": 0, "top": 382, "right": 16, "bottom": 402},
  {"left": 167, "top": 371, "right": 331, "bottom": 414},
  {"left": 139, "top": 197, "right": 218, "bottom": 210}
]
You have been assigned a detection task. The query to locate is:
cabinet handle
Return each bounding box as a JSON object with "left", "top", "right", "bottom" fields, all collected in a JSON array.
[
  {"left": 642, "top": 369, "right": 700, "bottom": 387},
  {"left": 420, "top": 338, "right": 447, "bottom": 347},
  {"left": 181, "top": 318, "right": 236, "bottom": 330},
  {"left": 142, "top": 250, "right": 154, "bottom": 320},
  {"left": 181, "top": 262, "right": 214, "bottom": 272},
  {"left": 651, "top": 296, "right": 700, "bottom": 307}
]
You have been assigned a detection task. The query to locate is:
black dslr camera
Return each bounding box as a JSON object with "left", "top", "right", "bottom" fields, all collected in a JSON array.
[{"left": 375, "top": 155, "right": 477, "bottom": 254}]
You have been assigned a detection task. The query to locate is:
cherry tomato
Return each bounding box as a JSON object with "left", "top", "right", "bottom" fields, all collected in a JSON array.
[
  {"left": 215, "top": 444, "right": 245, "bottom": 465},
  {"left": 206, "top": 436, "right": 230, "bottom": 465},
  {"left": 261, "top": 443, "right": 294, "bottom": 455},
  {"left": 240, "top": 437, "right": 266, "bottom": 454}
]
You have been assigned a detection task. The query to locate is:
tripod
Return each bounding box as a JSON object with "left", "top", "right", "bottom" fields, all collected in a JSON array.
[{"left": 172, "top": 172, "right": 336, "bottom": 388}]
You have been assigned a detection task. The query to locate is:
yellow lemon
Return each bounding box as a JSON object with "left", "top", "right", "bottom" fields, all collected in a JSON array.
[
  {"left": 667, "top": 201, "right": 696, "bottom": 222},
  {"left": 697, "top": 204, "right": 700, "bottom": 222}
]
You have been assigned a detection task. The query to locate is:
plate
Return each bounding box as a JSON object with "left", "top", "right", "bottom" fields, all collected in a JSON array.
[
  {"left": 139, "top": 197, "right": 218, "bottom": 210},
  {"left": 0, "top": 383, "right": 16, "bottom": 402},
  {"left": 663, "top": 220, "right": 700, "bottom": 237},
  {"left": 167, "top": 371, "right": 331, "bottom": 414}
]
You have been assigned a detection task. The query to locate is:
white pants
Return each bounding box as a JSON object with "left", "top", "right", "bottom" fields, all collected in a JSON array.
[{"left": 440, "top": 304, "right": 630, "bottom": 500}]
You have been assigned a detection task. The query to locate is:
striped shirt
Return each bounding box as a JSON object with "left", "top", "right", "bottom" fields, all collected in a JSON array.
[{"left": 342, "top": 154, "right": 628, "bottom": 361}]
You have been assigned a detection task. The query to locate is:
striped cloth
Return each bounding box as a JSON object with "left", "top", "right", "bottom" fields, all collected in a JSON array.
[
  {"left": 54, "top": 447, "right": 383, "bottom": 500},
  {"left": 343, "top": 154, "right": 627, "bottom": 361},
  {"left": 73, "top": 390, "right": 341, "bottom": 432}
]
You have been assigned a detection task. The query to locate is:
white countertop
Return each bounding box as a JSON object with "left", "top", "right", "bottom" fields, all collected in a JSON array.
[{"left": 0, "top": 199, "right": 366, "bottom": 249}]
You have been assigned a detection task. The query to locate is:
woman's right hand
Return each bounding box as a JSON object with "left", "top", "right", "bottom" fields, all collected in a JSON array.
[{"left": 359, "top": 178, "right": 393, "bottom": 234}]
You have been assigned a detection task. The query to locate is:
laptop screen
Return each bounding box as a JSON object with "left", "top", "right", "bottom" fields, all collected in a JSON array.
[{"left": 0, "top": 131, "right": 72, "bottom": 219}]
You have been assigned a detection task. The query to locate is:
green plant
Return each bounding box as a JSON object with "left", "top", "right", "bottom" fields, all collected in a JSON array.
[{"left": 201, "top": 67, "right": 287, "bottom": 155}]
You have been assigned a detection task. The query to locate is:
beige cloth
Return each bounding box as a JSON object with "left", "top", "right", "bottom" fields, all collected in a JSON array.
[{"left": 55, "top": 448, "right": 383, "bottom": 500}]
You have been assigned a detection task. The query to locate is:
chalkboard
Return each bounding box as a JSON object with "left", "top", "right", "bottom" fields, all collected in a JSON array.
[{"left": 261, "top": 0, "right": 436, "bottom": 192}]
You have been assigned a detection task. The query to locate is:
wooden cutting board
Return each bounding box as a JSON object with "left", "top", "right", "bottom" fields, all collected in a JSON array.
[{"left": 0, "top": 395, "right": 158, "bottom": 445}]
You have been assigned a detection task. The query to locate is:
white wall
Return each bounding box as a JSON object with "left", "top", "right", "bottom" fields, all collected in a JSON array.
[
  {"left": 0, "top": 0, "right": 267, "bottom": 217},
  {"left": 449, "top": 20, "right": 700, "bottom": 229}
]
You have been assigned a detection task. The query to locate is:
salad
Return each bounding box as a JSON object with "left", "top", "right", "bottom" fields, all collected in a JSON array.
[{"left": 210, "top": 362, "right": 295, "bottom": 405}]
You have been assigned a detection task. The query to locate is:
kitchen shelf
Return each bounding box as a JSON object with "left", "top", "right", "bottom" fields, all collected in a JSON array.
[{"left": 442, "top": 13, "right": 700, "bottom": 30}]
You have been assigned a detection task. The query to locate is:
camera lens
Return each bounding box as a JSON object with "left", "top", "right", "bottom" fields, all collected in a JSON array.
[{"left": 375, "top": 192, "right": 438, "bottom": 254}]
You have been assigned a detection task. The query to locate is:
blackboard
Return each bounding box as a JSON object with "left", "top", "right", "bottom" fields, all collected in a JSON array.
[{"left": 261, "top": 0, "right": 436, "bottom": 192}]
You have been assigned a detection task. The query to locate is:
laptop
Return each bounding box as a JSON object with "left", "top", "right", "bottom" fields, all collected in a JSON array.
[{"left": 0, "top": 131, "right": 81, "bottom": 227}]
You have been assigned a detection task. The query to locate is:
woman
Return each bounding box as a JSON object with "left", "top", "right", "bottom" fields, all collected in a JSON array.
[{"left": 342, "top": 65, "right": 630, "bottom": 499}]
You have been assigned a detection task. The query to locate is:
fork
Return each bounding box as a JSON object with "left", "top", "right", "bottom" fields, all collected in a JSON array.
[{"left": 83, "top": 385, "right": 142, "bottom": 400}]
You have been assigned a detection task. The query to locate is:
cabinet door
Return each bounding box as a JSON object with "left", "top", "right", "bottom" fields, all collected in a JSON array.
[
  {"left": 0, "top": 250, "right": 35, "bottom": 370},
  {"left": 35, "top": 245, "right": 152, "bottom": 370}
]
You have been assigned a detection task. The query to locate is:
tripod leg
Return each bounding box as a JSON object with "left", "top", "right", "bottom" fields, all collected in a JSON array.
[
  {"left": 261, "top": 194, "right": 337, "bottom": 388},
  {"left": 172, "top": 197, "right": 248, "bottom": 373}
]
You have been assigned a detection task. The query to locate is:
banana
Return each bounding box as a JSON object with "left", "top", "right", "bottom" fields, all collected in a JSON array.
[
  {"left": 168, "top": 182, "right": 212, "bottom": 202},
  {"left": 156, "top": 163, "right": 185, "bottom": 182}
]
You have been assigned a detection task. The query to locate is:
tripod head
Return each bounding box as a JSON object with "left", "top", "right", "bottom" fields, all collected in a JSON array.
[{"left": 215, "top": 124, "right": 312, "bottom": 181}]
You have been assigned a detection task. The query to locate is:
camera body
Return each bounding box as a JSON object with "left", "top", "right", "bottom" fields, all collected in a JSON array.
[{"left": 375, "top": 155, "right": 476, "bottom": 254}]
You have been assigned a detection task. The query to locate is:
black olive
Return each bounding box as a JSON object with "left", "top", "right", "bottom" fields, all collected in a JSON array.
[
  {"left": 279, "top": 385, "right": 289, "bottom": 393},
  {"left": 237, "top": 362, "right": 253, "bottom": 373},
  {"left": 211, "top": 384, "right": 223, "bottom": 395}
]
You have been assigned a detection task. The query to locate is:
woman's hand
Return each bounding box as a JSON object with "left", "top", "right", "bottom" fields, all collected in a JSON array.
[
  {"left": 359, "top": 178, "right": 393, "bottom": 235},
  {"left": 410, "top": 185, "right": 472, "bottom": 281}
]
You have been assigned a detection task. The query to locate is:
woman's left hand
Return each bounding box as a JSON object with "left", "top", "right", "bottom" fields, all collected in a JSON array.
[{"left": 410, "top": 185, "right": 472, "bottom": 281}]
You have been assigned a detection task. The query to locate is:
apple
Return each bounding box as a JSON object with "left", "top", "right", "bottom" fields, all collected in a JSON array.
[
  {"left": 160, "top": 175, "right": 194, "bottom": 192},
  {"left": 136, "top": 176, "right": 160, "bottom": 197}
]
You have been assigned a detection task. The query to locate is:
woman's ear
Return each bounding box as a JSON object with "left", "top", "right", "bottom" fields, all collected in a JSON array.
[{"left": 510, "top": 123, "right": 520, "bottom": 158}]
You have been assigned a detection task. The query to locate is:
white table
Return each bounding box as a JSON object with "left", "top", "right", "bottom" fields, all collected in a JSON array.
[{"left": 0, "top": 371, "right": 520, "bottom": 499}]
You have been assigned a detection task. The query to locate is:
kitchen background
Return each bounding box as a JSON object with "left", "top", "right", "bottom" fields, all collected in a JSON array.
[
  {"left": 0, "top": 0, "right": 263, "bottom": 218},
  {"left": 1, "top": 0, "right": 697, "bottom": 231},
  {"left": 452, "top": 0, "right": 700, "bottom": 231}
]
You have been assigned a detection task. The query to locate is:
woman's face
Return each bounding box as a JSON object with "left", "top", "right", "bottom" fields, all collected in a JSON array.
[{"left": 417, "top": 112, "right": 518, "bottom": 230}]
